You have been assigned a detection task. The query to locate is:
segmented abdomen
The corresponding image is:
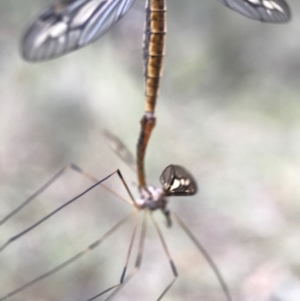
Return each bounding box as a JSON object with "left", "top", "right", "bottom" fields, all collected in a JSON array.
[{"left": 143, "top": 0, "right": 166, "bottom": 114}]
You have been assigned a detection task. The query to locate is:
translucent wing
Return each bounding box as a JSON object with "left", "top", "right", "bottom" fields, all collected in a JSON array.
[
  {"left": 21, "top": 0, "right": 135, "bottom": 62},
  {"left": 160, "top": 165, "right": 197, "bottom": 197},
  {"left": 217, "top": 0, "right": 291, "bottom": 23},
  {"left": 103, "top": 129, "right": 136, "bottom": 172}
]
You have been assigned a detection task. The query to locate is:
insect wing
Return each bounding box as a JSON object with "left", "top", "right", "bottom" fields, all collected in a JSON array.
[
  {"left": 217, "top": 0, "right": 291, "bottom": 23},
  {"left": 103, "top": 129, "right": 136, "bottom": 172},
  {"left": 160, "top": 165, "right": 197, "bottom": 197},
  {"left": 21, "top": 0, "right": 135, "bottom": 62}
]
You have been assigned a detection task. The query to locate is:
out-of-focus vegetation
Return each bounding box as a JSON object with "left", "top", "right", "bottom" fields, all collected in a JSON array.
[{"left": 1, "top": 0, "right": 300, "bottom": 300}]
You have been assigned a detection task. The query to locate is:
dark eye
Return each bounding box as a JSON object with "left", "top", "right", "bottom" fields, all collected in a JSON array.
[
  {"left": 217, "top": 0, "right": 291, "bottom": 23},
  {"left": 160, "top": 165, "right": 197, "bottom": 196}
]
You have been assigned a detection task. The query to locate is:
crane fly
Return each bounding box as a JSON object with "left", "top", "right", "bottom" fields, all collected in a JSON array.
[
  {"left": 0, "top": 1, "right": 233, "bottom": 297},
  {"left": 21, "top": 0, "right": 291, "bottom": 62},
  {"left": 0, "top": 0, "right": 235, "bottom": 300}
]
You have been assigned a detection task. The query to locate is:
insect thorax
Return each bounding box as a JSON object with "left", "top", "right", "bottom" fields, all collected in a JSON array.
[{"left": 136, "top": 186, "right": 167, "bottom": 211}]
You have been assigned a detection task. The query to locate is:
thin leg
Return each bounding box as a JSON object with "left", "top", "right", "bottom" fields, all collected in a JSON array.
[
  {"left": 0, "top": 163, "right": 134, "bottom": 227},
  {"left": 120, "top": 211, "right": 140, "bottom": 284},
  {"left": 74, "top": 164, "right": 135, "bottom": 206},
  {"left": 172, "top": 212, "right": 233, "bottom": 301},
  {"left": 103, "top": 210, "right": 148, "bottom": 301},
  {"left": 0, "top": 210, "right": 137, "bottom": 301},
  {"left": 0, "top": 165, "right": 70, "bottom": 226},
  {"left": 0, "top": 169, "right": 134, "bottom": 253},
  {"left": 83, "top": 211, "right": 140, "bottom": 301},
  {"left": 150, "top": 213, "right": 178, "bottom": 301}
]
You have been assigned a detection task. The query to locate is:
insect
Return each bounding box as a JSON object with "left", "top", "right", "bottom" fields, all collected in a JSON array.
[
  {"left": 21, "top": 0, "right": 291, "bottom": 62},
  {"left": 1, "top": 0, "right": 234, "bottom": 298},
  {"left": 0, "top": 131, "right": 232, "bottom": 301}
]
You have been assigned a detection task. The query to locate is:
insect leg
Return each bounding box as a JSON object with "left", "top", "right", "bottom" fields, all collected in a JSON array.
[
  {"left": 0, "top": 164, "right": 71, "bottom": 226},
  {"left": 70, "top": 164, "right": 135, "bottom": 206},
  {"left": 172, "top": 212, "right": 233, "bottom": 301},
  {"left": 0, "top": 169, "right": 131, "bottom": 253},
  {"left": 0, "top": 163, "right": 132, "bottom": 227},
  {"left": 103, "top": 210, "right": 148, "bottom": 301},
  {"left": 150, "top": 212, "right": 178, "bottom": 301},
  {"left": 83, "top": 211, "right": 140, "bottom": 301},
  {"left": 0, "top": 210, "right": 137, "bottom": 301}
]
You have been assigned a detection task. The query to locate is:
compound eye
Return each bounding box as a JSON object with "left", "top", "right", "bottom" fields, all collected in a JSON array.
[{"left": 160, "top": 165, "right": 197, "bottom": 196}]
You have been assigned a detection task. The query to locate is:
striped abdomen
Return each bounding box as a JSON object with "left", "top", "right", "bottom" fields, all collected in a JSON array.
[{"left": 143, "top": 0, "right": 166, "bottom": 114}]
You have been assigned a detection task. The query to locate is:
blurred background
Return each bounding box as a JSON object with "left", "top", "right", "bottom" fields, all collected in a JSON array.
[{"left": 1, "top": 0, "right": 300, "bottom": 300}]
